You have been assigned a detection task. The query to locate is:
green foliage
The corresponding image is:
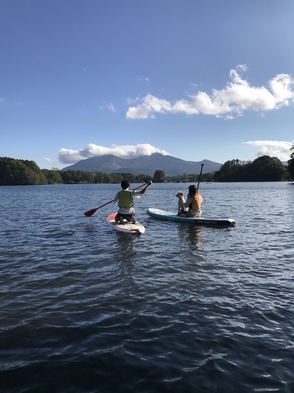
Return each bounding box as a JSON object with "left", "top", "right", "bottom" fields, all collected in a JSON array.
[
  {"left": 102, "top": 173, "right": 112, "bottom": 183},
  {"left": 56, "top": 170, "right": 152, "bottom": 184},
  {"left": 94, "top": 172, "right": 104, "bottom": 183},
  {"left": 136, "top": 174, "right": 152, "bottom": 183},
  {"left": 287, "top": 144, "right": 294, "bottom": 180},
  {"left": 0, "top": 157, "right": 46, "bottom": 185},
  {"left": 153, "top": 169, "right": 166, "bottom": 182},
  {"left": 249, "top": 156, "right": 287, "bottom": 181},
  {"left": 41, "top": 169, "right": 63, "bottom": 184},
  {"left": 214, "top": 159, "right": 243, "bottom": 181},
  {"left": 214, "top": 156, "right": 287, "bottom": 182}
]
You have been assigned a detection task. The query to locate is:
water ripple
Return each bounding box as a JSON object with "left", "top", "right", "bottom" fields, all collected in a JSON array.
[{"left": 0, "top": 183, "right": 294, "bottom": 392}]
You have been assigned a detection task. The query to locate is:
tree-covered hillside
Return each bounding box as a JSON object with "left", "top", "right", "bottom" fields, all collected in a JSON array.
[
  {"left": 0, "top": 157, "right": 47, "bottom": 185},
  {"left": 214, "top": 156, "right": 288, "bottom": 182}
]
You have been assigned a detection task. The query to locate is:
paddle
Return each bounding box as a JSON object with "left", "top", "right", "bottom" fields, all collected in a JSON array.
[
  {"left": 197, "top": 164, "right": 204, "bottom": 189},
  {"left": 84, "top": 182, "right": 148, "bottom": 217}
]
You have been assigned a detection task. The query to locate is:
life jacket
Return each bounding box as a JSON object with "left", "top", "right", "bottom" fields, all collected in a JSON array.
[
  {"left": 118, "top": 190, "right": 133, "bottom": 208},
  {"left": 190, "top": 194, "right": 201, "bottom": 210}
]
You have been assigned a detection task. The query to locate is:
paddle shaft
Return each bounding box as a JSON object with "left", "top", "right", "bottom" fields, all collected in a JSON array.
[
  {"left": 84, "top": 182, "right": 149, "bottom": 217},
  {"left": 197, "top": 164, "right": 204, "bottom": 189}
]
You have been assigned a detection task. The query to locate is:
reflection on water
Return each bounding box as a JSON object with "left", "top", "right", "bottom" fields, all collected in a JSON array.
[
  {"left": 176, "top": 224, "right": 207, "bottom": 266},
  {"left": 177, "top": 224, "right": 203, "bottom": 249},
  {"left": 115, "top": 232, "right": 142, "bottom": 272},
  {"left": 115, "top": 232, "right": 138, "bottom": 255},
  {"left": 114, "top": 233, "right": 140, "bottom": 290}
]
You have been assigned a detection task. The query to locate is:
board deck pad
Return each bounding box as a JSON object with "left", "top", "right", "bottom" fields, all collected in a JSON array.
[
  {"left": 147, "top": 208, "right": 235, "bottom": 227},
  {"left": 107, "top": 213, "right": 145, "bottom": 234}
]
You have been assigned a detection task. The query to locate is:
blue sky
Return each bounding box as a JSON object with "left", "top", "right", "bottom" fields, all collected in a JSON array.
[{"left": 1, "top": 0, "right": 294, "bottom": 170}]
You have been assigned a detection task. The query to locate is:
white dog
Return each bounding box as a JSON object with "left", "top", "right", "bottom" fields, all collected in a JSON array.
[{"left": 176, "top": 192, "right": 188, "bottom": 215}]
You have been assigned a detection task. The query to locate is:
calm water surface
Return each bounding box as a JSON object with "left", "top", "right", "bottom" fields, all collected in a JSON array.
[{"left": 0, "top": 182, "right": 293, "bottom": 392}]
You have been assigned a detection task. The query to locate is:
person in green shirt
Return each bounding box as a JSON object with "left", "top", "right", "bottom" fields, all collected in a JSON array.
[{"left": 113, "top": 179, "right": 152, "bottom": 224}]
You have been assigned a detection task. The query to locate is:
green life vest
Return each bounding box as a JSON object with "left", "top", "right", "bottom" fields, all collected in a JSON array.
[{"left": 118, "top": 190, "right": 133, "bottom": 208}]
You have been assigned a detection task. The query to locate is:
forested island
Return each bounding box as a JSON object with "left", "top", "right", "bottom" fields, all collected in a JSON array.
[{"left": 0, "top": 154, "right": 293, "bottom": 186}]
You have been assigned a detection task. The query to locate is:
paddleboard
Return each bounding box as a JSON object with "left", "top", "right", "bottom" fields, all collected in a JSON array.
[
  {"left": 107, "top": 213, "right": 145, "bottom": 234},
  {"left": 147, "top": 208, "right": 235, "bottom": 227}
]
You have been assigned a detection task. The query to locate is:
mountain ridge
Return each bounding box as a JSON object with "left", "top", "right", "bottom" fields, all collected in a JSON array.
[{"left": 61, "top": 153, "right": 222, "bottom": 176}]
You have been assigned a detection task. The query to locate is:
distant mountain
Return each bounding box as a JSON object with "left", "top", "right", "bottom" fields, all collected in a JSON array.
[{"left": 61, "top": 153, "right": 222, "bottom": 176}]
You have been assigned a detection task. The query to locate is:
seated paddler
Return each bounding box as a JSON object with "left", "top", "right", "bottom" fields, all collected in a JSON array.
[{"left": 113, "top": 179, "right": 152, "bottom": 224}]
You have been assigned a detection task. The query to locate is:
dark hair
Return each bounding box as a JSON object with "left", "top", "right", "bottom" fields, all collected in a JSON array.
[
  {"left": 121, "top": 180, "right": 130, "bottom": 189},
  {"left": 188, "top": 185, "right": 198, "bottom": 197}
]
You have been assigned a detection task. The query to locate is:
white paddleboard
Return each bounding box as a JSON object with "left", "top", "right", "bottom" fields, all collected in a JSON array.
[{"left": 107, "top": 213, "right": 145, "bottom": 234}]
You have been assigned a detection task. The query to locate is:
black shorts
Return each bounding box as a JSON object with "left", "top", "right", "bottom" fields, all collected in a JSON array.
[{"left": 115, "top": 213, "right": 133, "bottom": 221}]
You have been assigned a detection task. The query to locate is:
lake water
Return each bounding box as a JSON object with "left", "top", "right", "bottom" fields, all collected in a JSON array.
[{"left": 0, "top": 182, "right": 293, "bottom": 393}]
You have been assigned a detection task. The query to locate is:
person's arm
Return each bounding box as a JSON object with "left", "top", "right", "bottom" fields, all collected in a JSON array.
[
  {"left": 140, "top": 180, "right": 152, "bottom": 195},
  {"left": 113, "top": 192, "right": 119, "bottom": 203},
  {"left": 184, "top": 196, "right": 192, "bottom": 208}
]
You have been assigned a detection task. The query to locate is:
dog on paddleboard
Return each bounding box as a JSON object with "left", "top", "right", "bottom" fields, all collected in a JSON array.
[{"left": 176, "top": 192, "right": 188, "bottom": 216}]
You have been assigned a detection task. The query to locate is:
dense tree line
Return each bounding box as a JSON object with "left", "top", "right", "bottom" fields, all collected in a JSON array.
[
  {"left": 214, "top": 156, "right": 289, "bottom": 182},
  {"left": 287, "top": 143, "right": 294, "bottom": 180},
  {"left": 153, "top": 169, "right": 214, "bottom": 183},
  {"left": 0, "top": 158, "right": 153, "bottom": 185},
  {"left": 1, "top": 154, "right": 292, "bottom": 186}
]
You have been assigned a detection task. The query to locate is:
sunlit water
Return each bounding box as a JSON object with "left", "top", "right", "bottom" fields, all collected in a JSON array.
[{"left": 1, "top": 182, "right": 293, "bottom": 392}]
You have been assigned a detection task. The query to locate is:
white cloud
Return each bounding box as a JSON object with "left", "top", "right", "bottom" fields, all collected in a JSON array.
[
  {"left": 99, "top": 103, "right": 116, "bottom": 112},
  {"left": 126, "top": 66, "right": 294, "bottom": 119},
  {"left": 106, "top": 103, "right": 116, "bottom": 112},
  {"left": 58, "top": 143, "right": 170, "bottom": 164},
  {"left": 244, "top": 140, "right": 293, "bottom": 161},
  {"left": 126, "top": 94, "right": 172, "bottom": 119},
  {"left": 137, "top": 76, "right": 150, "bottom": 82}
]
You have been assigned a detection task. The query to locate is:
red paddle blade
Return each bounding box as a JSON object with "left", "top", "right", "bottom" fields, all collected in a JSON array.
[{"left": 84, "top": 208, "right": 98, "bottom": 217}]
